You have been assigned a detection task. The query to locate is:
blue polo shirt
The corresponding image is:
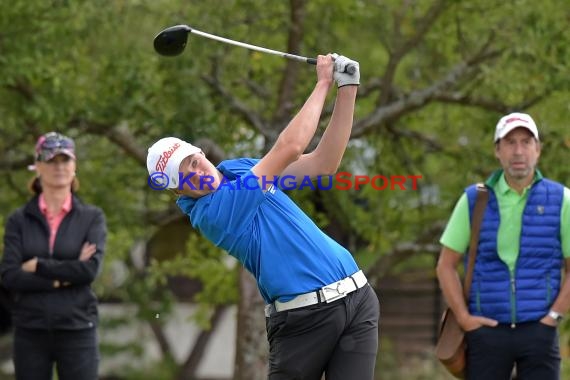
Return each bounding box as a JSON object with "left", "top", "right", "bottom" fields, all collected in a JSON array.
[{"left": 176, "top": 158, "right": 359, "bottom": 303}]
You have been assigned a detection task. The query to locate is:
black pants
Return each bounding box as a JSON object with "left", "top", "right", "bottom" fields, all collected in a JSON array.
[
  {"left": 266, "top": 284, "right": 380, "bottom": 380},
  {"left": 465, "top": 322, "right": 560, "bottom": 380},
  {"left": 13, "top": 327, "right": 99, "bottom": 380}
]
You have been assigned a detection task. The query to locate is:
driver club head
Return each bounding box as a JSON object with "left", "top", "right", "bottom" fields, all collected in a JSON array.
[{"left": 153, "top": 25, "right": 192, "bottom": 56}]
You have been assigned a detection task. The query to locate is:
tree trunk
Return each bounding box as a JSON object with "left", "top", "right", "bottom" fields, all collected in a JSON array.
[
  {"left": 175, "top": 306, "right": 227, "bottom": 380},
  {"left": 233, "top": 268, "right": 268, "bottom": 380}
]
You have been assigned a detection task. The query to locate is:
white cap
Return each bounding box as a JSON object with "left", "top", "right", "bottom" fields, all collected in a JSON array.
[
  {"left": 147, "top": 137, "right": 201, "bottom": 189},
  {"left": 494, "top": 112, "right": 539, "bottom": 143}
]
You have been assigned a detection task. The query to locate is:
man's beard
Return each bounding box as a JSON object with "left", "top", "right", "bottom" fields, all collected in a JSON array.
[{"left": 507, "top": 166, "right": 532, "bottom": 180}]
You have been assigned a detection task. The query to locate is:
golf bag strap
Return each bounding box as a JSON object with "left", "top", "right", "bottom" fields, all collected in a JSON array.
[{"left": 463, "top": 183, "right": 489, "bottom": 301}]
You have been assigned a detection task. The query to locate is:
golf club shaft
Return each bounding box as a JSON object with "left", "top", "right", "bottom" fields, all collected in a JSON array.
[{"left": 190, "top": 28, "right": 317, "bottom": 65}]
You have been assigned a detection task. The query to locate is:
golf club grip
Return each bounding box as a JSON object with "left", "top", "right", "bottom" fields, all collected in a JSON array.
[
  {"left": 308, "top": 58, "right": 356, "bottom": 75},
  {"left": 344, "top": 64, "right": 357, "bottom": 75}
]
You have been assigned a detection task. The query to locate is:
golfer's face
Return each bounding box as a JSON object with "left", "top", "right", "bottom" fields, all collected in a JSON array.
[
  {"left": 178, "top": 152, "right": 220, "bottom": 196},
  {"left": 495, "top": 128, "right": 540, "bottom": 181}
]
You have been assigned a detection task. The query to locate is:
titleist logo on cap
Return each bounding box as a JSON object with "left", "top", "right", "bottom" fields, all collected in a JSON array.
[
  {"left": 155, "top": 143, "right": 180, "bottom": 172},
  {"left": 505, "top": 117, "right": 528, "bottom": 125}
]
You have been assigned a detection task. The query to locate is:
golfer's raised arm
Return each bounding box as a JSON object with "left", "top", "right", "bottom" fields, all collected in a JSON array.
[
  {"left": 251, "top": 54, "right": 334, "bottom": 187},
  {"left": 281, "top": 54, "right": 360, "bottom": 180}
]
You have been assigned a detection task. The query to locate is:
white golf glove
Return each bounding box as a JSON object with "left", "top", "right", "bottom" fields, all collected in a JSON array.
[{"left": 331, "top": 53, "right": 360, "bottom": 88}]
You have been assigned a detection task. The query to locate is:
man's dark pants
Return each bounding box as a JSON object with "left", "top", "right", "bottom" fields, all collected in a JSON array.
[
  {"left": 465, "top": 322, "right": 560, "bottom": 380},
  {"left": 13, "top": 327, "right": 99, "bottom": 380},
  {"left": 265, "top": 284, "right": 380, "bottom": 380}
]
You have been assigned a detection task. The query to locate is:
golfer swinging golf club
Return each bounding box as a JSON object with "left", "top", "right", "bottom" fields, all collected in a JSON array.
[{"left": 147, "top": 54, "right": 379, "bottom": 379}]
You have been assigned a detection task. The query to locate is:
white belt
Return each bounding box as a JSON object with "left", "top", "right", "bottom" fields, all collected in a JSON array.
[{"left": 265, "top": 270, "right": 368, "bottom": 317}]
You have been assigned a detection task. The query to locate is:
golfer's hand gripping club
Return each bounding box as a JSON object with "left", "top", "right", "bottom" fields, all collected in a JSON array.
[
  {"left": 331, "top": 54, "right": 360, "bottom": 88},
  {"left": 307, "top": 58, "right": 357, "bottom": 75}
]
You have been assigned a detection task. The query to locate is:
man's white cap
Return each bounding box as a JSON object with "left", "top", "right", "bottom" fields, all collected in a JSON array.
[
  {"left": 147, "top": 137, "right": 201, "bottom": 189},
  {"left": 494, "top": 112, "right": 539, "bottom": 143}
]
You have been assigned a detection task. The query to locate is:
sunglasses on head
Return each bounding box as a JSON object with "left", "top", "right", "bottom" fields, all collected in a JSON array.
[{"left": 38, "top": 132, "right": 75, "bottom": 150}]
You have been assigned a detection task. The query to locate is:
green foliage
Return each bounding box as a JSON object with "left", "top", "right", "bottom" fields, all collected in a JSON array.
[
  {"left": 147, "top": 233, "right": 238, "bottom": 329},
  {"left": 115, "top": 355, "right": 179, "bottom": 380}
]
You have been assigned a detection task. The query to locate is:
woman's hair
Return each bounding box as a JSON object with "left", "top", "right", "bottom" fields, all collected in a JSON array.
[{"left": 27, "top": 176, "right": 80, "bottom": 195}]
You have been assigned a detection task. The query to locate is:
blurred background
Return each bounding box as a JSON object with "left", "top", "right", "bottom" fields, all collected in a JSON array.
[{"left": 1, "top": 0, "right": 569, "bottom": 379}]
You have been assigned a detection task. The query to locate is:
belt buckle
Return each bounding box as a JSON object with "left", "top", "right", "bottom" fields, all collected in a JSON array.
[{"left": 321, "top": 280, "right": 348, "bottom": 303}]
